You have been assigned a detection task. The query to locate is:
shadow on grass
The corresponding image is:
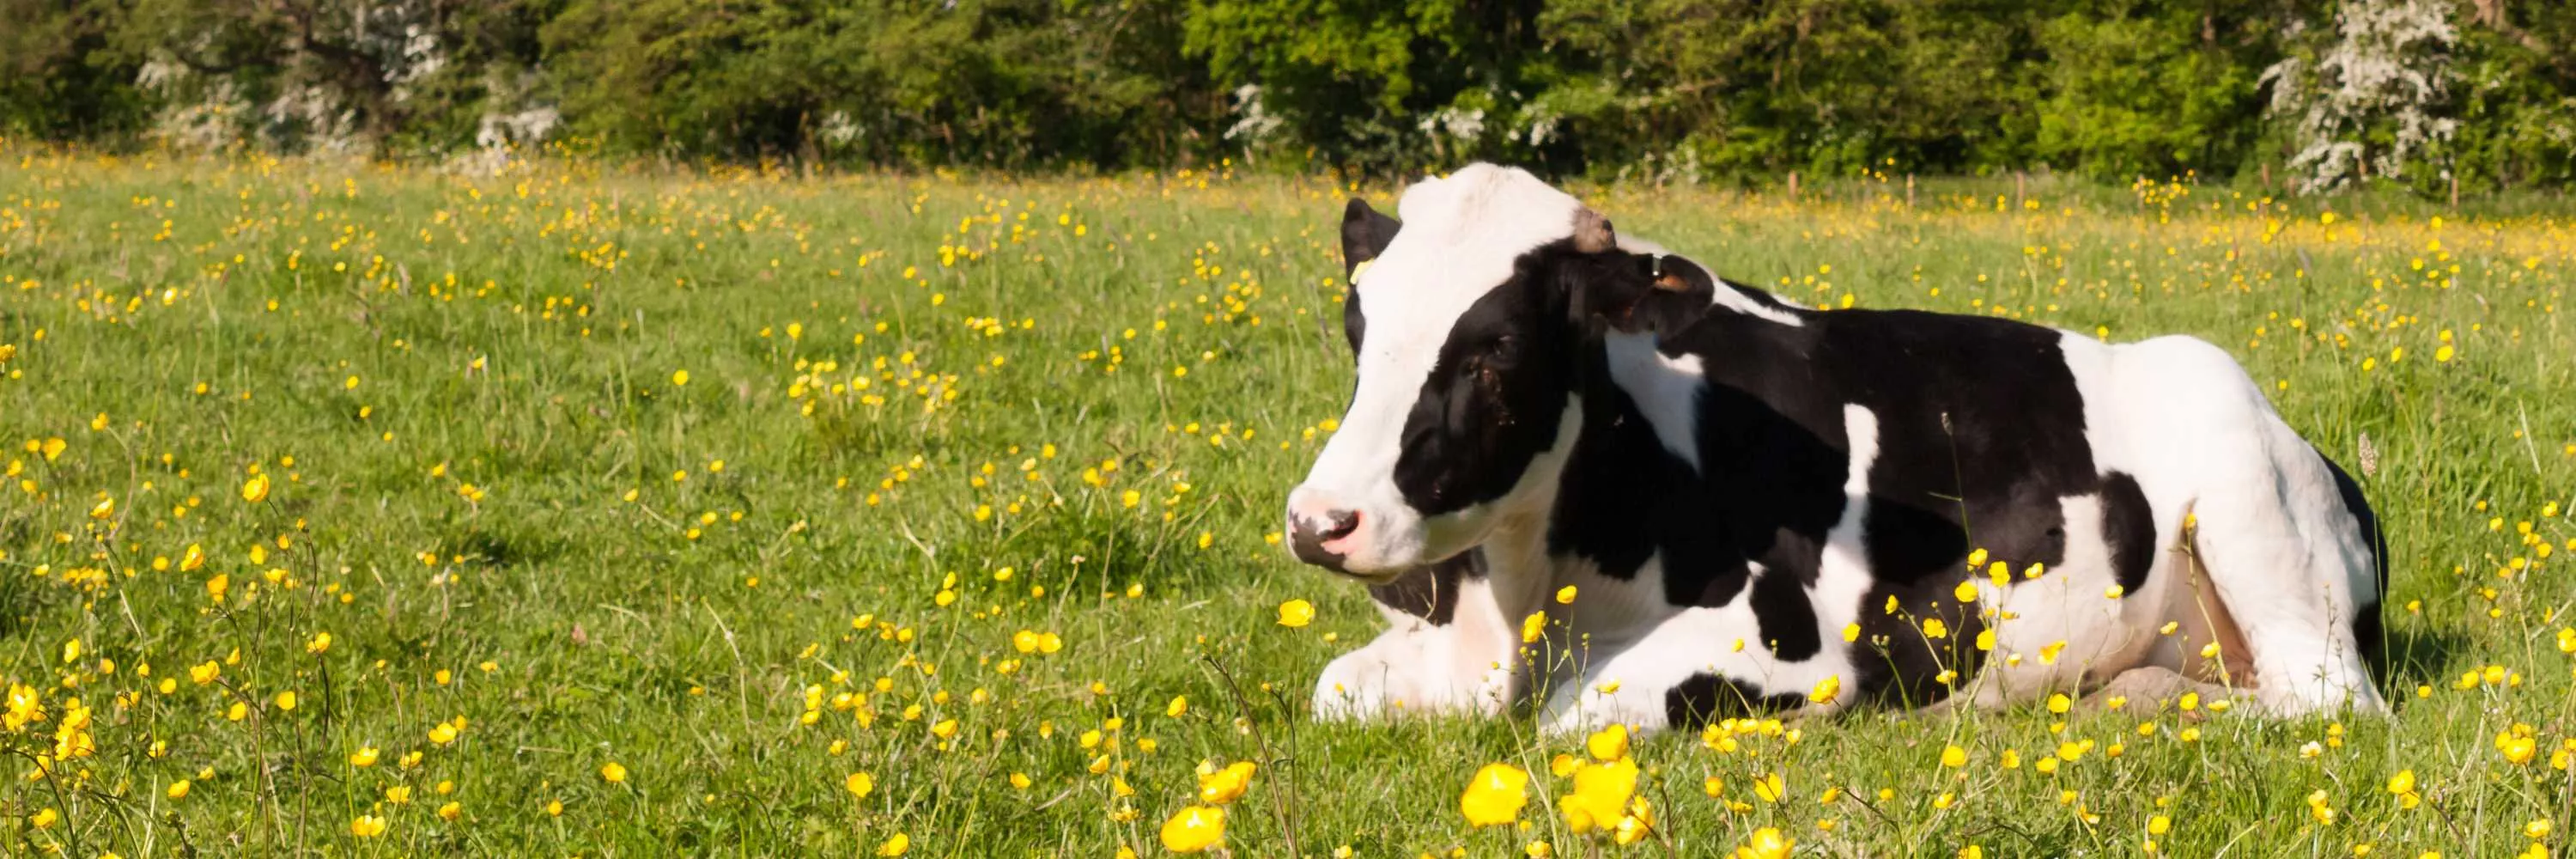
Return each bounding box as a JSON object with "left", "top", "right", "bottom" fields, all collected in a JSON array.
[{"left": 2378, "top": 622, "right": 2465, "bottom": 706}]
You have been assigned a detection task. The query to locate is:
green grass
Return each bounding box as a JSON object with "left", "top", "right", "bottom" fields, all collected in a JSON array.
[{"left": 0, "top": 153, "right": 2571, "bottom": 857}]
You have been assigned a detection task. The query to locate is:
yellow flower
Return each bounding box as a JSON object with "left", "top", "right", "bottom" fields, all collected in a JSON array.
[
  {"left": 671, "top": 369, "right": 690, "bottom": 387},
  {"left": 439, "top": 801, "right": 462, "bottom": 821},
  {"left": 1166, "top": 696, "right": 1188, "bottom": 717},
  {"left": 1197, "top": 760, "right": 1256, "bottom": 805},
  {"left": 600, "top": 761, "right": 628, "bottom": 783},
  {"left": 1588, "top": 724, "right": 1631, "bottom": 762},
  {"left": 349, "top": 746, "right": 380, "bottom": 767},
  {"left": 1753, "top": 772, "right": 1786, "bottom": 803},
  {"left": 275, "top": 691, "right": 297, "bottom": 711},
  {"left": 1159, "top": 806, "right": 1225, "bottom": 853},
  {"left": 167, "top": 779, "right": 191, "bottom": 800},
  {"left": 1558, "top": 758, "right": 1638, "bottom": 834},
  {"left": 241, "top": 472, "right": 270, "bottom": 503},
  {"left": 877, "top": 832, "right": 911, "bottom": 856},
  {"left": 1460, "top": 763, "right": 1531, "bottom": 826},
  {"left": 846, "top": 771, "right": 875, "bottom": 798},
  {"left": 2497, "top": 724, "right": 2538, "bottom": 765},
  {"left": 349, "top": 815, "right": 387, "bottom": 838},
  {"left": 1612, "top": 798, "right": 1655, "bottom": 844},
  {"left": 1809, "top": 674, "right": 1842, "bottom": 705},
  {"left": 1735, "top": 826, "right": 1793, "bottom": 859},
  {"left": 1556, "top": 586, "right": 1578, "bottom": 604},
  {"left": 2385, "top": 770, "right": 2415, "bottom": 795},
  {"left": 29, "top": 807, "right": 58, "bottom": 829},
  {"left": 1276, "top": 599, "right": 1315, "bottom": 628},
  {"left": 1941, "top": 744, "right": 1969, "bottom": 767}
]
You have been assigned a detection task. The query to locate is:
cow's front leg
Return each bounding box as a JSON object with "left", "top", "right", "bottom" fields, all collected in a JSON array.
[
  {"left": 1312, "top": 621, "right": 1513, "bottom": 720},
  {"left": 1311, "top": 554, "right": 1531, "bottom": 721}
]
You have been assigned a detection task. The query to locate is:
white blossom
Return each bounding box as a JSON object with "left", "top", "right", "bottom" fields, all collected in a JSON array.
[{"left": 2261, "top": 0, "right": 2460, "bottom": 193}]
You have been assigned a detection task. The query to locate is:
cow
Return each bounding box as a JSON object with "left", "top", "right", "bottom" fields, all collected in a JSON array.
[{"left": 1284, "top": 164, "right": 2388, "bottom": 735}]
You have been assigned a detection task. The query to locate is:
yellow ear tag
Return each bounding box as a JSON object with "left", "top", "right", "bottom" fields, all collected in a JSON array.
[{"left": 1348, "top": 259, "right": 1375, "bottom": 283}]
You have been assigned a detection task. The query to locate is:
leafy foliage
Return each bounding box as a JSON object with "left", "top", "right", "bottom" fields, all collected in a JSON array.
[{"left": 0, "top": 0, "right": 2571, "bottom": 192}]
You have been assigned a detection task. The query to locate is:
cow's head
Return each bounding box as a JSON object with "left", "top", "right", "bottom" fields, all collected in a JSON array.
[{"left": 1285, "top": 165, "right": 1687, "bottom": 580}]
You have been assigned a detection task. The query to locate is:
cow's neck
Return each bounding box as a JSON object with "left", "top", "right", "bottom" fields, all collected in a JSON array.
[{"left": 1541, "top": 302, "right": 1827, "bottom": 594}]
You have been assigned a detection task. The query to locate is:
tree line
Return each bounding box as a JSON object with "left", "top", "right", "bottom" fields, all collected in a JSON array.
[{"left": 3, "top": 0, "right": 2569, "bottom": 192}]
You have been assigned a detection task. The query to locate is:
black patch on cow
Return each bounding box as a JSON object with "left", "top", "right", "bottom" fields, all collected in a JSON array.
[
  {"left": 2100, "top": 472, "right": 2157, "bottom": 594},
  {"left": 2318, "top": 449, "right": 2386, "bottom": 671},
  {"left": 1389, "top": 247, "right": 1586, "bottom": 516},
  {"left": 1546, "top": 367, "right": 1753, "bottom": 609},
  {"left": 1577, "top": 304, "right": 2100, "bottom": 707},
  {"left": 1340, "top": 198, "right": 1400, "bottom": 355},
  {"left": 1366, "top": 550, "right": 1485, "bottom": 626},
  {"left": 1664, "top": 672, "right": 1806, "bottom": 727},
  {"left": 1749, "top": 566, "right": 1825, "bottom": 660}
]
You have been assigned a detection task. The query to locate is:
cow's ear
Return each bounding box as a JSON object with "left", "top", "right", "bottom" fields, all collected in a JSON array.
[
  {"left": 1582, "top": 253, "right": 1710, "bottom": 336},
  {"left": 1340, "top": 198, "right": 1400, "bottom": 277}
]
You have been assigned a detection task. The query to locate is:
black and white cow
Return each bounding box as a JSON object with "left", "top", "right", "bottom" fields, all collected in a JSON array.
[{"left": 1285, "top": 164, "right": 2387, "bottom": 734}]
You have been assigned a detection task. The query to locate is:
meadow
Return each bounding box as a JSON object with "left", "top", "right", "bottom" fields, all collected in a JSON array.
[{"left": 0, "top": 149, "right": 2571, "bottom": 857}]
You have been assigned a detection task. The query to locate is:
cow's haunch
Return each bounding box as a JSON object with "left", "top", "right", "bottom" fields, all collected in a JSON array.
[{"left": 1285, "top": 165, "right": 2388, "bottom": 734}]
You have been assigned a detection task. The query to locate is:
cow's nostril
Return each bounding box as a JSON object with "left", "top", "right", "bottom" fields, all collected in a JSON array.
[
  {"left": 1289, "top": 508, "right": 1364, "bottom": 570},
  {"left": 1318, "top": 509, "right": 1361, "bottom": 541}
]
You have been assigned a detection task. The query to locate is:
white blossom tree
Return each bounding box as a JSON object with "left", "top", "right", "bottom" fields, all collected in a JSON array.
[{"left": 2261, "top": 0, "right": 2462, "bottom": 193}]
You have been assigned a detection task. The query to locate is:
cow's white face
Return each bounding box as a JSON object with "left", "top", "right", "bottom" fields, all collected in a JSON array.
[{"left": 1286, "top": 165, "right": 1646, "bottom": 581}]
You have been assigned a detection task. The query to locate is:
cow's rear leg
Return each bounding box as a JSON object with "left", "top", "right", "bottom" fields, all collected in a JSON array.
[
  {"left": 2172, "top": 496, "right": 2385, "bottom": 715},
  {"left": 2115, "top": 338, "right": 2385, "bottom": 716}
]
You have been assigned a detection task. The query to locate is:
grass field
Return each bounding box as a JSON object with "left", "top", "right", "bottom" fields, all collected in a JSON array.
[{"left": 1, "top": 149, "right": 2572, "bottom": 857}]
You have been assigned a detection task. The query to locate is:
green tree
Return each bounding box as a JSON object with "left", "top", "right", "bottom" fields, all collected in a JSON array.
[
  {"left": 0, "top": 0, "right": 149, "bottom": 142},
  {"left": 545, "top": 0, "right": 1217, "bottom": 168}
]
